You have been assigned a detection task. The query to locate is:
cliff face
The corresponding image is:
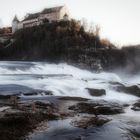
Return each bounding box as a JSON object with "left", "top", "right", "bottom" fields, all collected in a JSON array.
[
  {"left": 0, "top": 20, "right": 139, "bottom": 73},
  {"left": 0, "top": 20, "right": 113, "bottom": 61},
  {"left": 122, "top": 46, "right": 140, "bottom": 73}
]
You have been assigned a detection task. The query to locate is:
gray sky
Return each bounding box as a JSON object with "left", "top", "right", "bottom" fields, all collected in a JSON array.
[{"left": 0, "top": 0, "right": 140, "bottom": 46}]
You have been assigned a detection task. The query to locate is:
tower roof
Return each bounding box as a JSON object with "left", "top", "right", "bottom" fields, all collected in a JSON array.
[{"left": 13, "top": 16, "right": 19, "bottom": 22}]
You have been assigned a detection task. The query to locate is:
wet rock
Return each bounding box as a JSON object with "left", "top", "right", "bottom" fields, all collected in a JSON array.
[
  {"left": 0, "top": 106, "right": 11, "bottom": 112},
  {"left": 0, "top": 106, "right": 59, "bottom": 140},
  {"left": 123, "top": 104, "right": 130, "bottom": 107},
  {"left": 35, "top": 101, "right": 53, "bottom": 109},
  {"left": 23, "top": 92, "right": 38, "bottom": 96},
  {"left": 58, "top": 96, "right": 89, "bottom": 101},
  {"left": 43, "top": 91, "right": 53, "bottom": 95},
  {"left": 22, "top": 90, "right": 53, "bottom": 96},
  {"left": 71, "top": 116, "right": 110, "bottom": 129},
  {"left": 116, "top": 85, "right": 140, "bottom": 97},
  {"left": 17, "top": 100, "right": 56, "bottom": 113},
  {"left": 0, "top": 95, "right": 11, "bottom": 99},
  {"left": 0, "top": 84, "right": 33, "bottom": 96},
  {"left": 109, "top": 81, "right": 124, "bottom": 86},
  {"left": 94, "top": 105, "right": 123, "bottom": 115},
  {"left": 131, "top": 101, "right": 140, "bottom": 111},
  {"left": 69, "top": 101, "right": 124, "bottom": 115},
  {"left": 35, "top": 90, "right": 53, "bottom": 96},
  {"left": 35, "top": 101, "right": 51, "bottom": 106},
  {"left": 86, "top": 88, "right": 106, "bottom": 96},
  {"left": 129, "top": 127, "right": 140, "bottom": 138},
  {"left": 0, "top": 112, "right": 45, "bottom": 140}
]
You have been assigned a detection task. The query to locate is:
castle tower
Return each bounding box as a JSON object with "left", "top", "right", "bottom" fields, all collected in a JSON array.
[
  {"left": 63, "top": 14, "right": 69, "bottom": 21},
  {"left": 12, "top": 16, "right": 19, "bottom": 34}
]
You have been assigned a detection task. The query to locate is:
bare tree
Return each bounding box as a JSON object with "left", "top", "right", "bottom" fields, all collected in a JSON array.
[
  {"left": 89, "top": 22, "right": 95, "bottom": 33},
  {"left": 95, "top": 25, "right": 101, "bottom": 36}
]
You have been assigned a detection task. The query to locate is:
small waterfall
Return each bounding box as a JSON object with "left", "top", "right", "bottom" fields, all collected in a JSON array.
[{"left": 0, "top": 61, "right": 139, "bottom": 102}]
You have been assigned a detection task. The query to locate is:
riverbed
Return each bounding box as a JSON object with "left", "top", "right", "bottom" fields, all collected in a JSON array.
[{"left": 0, "top": 61, "right": 140, "bottom": 140}]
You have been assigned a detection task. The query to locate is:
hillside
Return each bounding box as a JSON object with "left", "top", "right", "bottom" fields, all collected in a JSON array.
[{"left": 0, "top": 20, "right": 139, "bottom": 73}]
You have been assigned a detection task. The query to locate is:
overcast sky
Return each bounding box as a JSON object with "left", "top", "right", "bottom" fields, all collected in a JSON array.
[{"left": 0, "top": 0, "right": 140, "bottom": 46}]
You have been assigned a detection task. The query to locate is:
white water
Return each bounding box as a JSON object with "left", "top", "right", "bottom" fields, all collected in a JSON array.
[{"left": 0, "top": 61, "right": 139, "bottom": 103}]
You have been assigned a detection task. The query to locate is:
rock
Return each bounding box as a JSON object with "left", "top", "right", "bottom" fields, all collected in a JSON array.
[
  {"left": 43, "top": 91, "right": 53, "bottom": 95},
  {"left": 0, "top": 106, "right": 11, "bottom": 112},
  {"left": 35, "top": 101, "right": 53, "bottom": 109},
  {"left": 115, "top": 85, "right": 140, "bottom": 97},
  {"left": 86, "top": 88, "right": 106, "bottom": 97},
  {"left": 58, "top": 96, "right": 89, "bottom": 101},
  {"left": 71, "top": 116, "right": 110, "bottom": 129},
  {"left": 17, "top": 100, "right": 55, "bottom": 113},
  {"left": 129, "top": 127, "right": 140, "bottom": 138},
  {"left": 0, "top": 112, "right": 45, "bottom": 140},
  {"left": 123, "top": 104, "right": 130, "bottom": 107},
  {"left": 0, "top": 105, "right": 59, "bottom": 140},
  {"left": 23, "top": 92, "right": 38, "bottom": 96},
  {"left": 23, "top": 90, "right": 53, "bottom": 96},
  {"left": 94, "top": 105, "right": 123, "bottom": 115},
  {"left": 0, "top": 84, "right": 34, "bottom": 96},
  {"left": 0, "top": 95, "right": 11, "bottom": 99},
  {"left": 131, "top": 101, "right": 140, "bottom": 111},
  {"left": 69, "top": 101, "right": 124, "bottom": 115},
  {"left": 109, "top": 82, "right": 124, "bottom": 86}
]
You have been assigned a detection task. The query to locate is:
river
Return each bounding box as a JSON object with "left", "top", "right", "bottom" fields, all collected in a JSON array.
[{"left": 0, "top": 61, "right": 140, "bottom": 140}]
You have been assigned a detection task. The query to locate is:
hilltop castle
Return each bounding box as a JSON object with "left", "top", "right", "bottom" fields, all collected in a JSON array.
[{"left": 12, "top": 5, "right": 69, "bottom": 34}]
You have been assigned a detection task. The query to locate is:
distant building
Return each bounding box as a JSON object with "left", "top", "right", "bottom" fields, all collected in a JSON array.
[
  {"left": 12, "top": 16, "right": 19, "bottom": 34},
  {"left": 12, "top": 5, "right": 69, "bottom": 34}
]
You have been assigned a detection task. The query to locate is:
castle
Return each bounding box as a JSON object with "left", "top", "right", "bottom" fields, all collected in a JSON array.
[{"left": 12, "top": 5, "right": 69, "bottom": 34}]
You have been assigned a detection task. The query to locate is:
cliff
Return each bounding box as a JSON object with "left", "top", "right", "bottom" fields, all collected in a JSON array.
[{"left": 0, "top": 20, "right": 139, "bottom": 73}]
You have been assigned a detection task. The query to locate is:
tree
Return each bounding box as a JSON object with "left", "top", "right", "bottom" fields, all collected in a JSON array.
[
  {"left": 89, "top": 22, "right": 95, "bottom": 33},
  {"left": 81, "top": 18, "right": 88, "bottom": 31},
  {"left": 95, "top": 25, "right": 101, "bottom": 37}
]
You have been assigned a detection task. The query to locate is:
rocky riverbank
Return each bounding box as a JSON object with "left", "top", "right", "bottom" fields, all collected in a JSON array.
[
  {"left": 0, "top": 94, "right": 140, "bottom": 140},
  {"left": 0, "top": 61, "right": 140, "bottom": 140}
]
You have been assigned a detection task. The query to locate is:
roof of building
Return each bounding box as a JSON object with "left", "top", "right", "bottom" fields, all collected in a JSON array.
[
  {"left": 13, "top": 16, "right": 19, "bottom": 22},
  {"left": 23, "top": 5, "right": 64, "bottom": 22},
  {"left": 23, "top": 13, "right": 40, "bottom": 21},
  {"left": 41, "top": 6, "right": 64, "bottom": 14}
]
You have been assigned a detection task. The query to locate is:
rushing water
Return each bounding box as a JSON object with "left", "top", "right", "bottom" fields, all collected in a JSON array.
[
  {"left": 0, "top": 61, "right": 139, "bottom": 101},
  {"left": 0, "top": 61, "right": 140, "bottom": 140}
]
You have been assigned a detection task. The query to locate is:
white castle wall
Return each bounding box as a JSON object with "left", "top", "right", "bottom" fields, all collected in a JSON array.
[{"left": 12, "top": 6, "right": 69, "bottom": 34}]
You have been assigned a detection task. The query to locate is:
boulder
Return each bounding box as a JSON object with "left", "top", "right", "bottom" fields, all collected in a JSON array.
[
  {"left": 58, "top": 96, "right": 89, "bottom": 101},
  {"left": 0, "top": 95, "right": 11, "bottom": 99},
  {"left": 0, "top": 105, "right": 59, "bottom": 140},
  {"left": 43, "top": 91, "right": 53, "bottom": 95},
  {"left": 115, "top": 85, "right": 140, "bottom": 97},
  {"left": 23, "top": 90, "right": 53, "bottom": 96},
  {"left": 0, "top": 112, "right": 45, "bottom": 140},
  {"left": 86, "top": 88, "right": 106, "bottom": 97},
  {"left": 69, "top": 101, "right": 124, "bottom": 115},
  {"left": 131, "top": 101, "right": 140, "bottom": 111},
  {"left": 71, "top": 116, "right": 110, "bottom": 129},
  {"left": 129, "top": 127, "right": 140, "bottom": 138}
]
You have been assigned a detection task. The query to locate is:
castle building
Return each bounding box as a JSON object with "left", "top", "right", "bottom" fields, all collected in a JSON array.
[
  {"left": 12, "top": 16, "right": 19, "bottom": 34},
  {"left": 12, "top": 5, "right": 69, "bottom": 34}
]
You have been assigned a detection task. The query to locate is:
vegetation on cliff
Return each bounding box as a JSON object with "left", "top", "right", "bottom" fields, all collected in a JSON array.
[
  {"left": 0, "top": 20, "right": 140, "bottom": 73},
  {"left": 0, "top": 20, "right": 114, "bottom": 60},
  {"left": 0, "top": 27, "right": 12, "bottom": 34}
]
